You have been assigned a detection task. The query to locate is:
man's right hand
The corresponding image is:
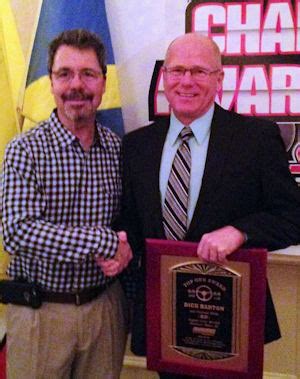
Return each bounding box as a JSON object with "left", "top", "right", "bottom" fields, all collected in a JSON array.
[{"left": 96, "top": 231, "right": 133, "bottom": 277}]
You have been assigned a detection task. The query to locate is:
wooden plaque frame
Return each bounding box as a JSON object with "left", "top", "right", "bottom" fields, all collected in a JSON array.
[{"left": 146, "top": 239, "right": 267, "bottom": 378}]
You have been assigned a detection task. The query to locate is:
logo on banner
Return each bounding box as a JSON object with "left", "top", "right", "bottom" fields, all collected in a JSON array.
[{"left": 148, "top": 0, "right": 300, "bottom": 182}]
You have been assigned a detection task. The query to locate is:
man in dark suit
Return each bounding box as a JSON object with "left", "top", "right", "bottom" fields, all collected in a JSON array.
[{"left": 119, "top": 33, "right": 300, "bottom": 378}]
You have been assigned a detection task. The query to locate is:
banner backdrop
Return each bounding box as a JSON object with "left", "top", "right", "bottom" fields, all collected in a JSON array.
[
  {"left": 22, "top": 0, "right": 124, "bottom": 135},
  {"left": 106, "top": 0, "right": 300, "bottom": 184}
]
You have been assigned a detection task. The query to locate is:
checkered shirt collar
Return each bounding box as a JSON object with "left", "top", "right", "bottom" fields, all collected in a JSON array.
[{"left": 48, "top": 110, "right": 111, "bottom": 151}]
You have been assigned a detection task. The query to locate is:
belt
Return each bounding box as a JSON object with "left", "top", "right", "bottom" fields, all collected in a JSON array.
[{"left": 40, "top": 281, "right": 115, "bottom": 306}]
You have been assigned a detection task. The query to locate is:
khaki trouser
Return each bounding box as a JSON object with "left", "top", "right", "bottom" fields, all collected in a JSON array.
[{"left": 6, "top": 281, "right": 128, "bottom": 379}]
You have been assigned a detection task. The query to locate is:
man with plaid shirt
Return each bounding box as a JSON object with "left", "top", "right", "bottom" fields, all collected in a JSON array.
[{"left": 2, "top": 29, "right": 132, "bottom": 379}]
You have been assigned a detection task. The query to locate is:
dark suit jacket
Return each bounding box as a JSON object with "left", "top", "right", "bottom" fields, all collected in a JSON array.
[{"left": 121, "top": 104, "right": 300, "bottom": 355}]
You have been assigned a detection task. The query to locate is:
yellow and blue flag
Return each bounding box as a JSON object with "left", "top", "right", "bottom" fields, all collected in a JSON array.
[
  {"left": 22, "top": 0, "right": 124, "bottom": 135},
  {"left": 0, "top": 0, "right": 24, "bottom": 164},
  {"left": 0, "top": 0, "right": 25, "bottom": 280}
]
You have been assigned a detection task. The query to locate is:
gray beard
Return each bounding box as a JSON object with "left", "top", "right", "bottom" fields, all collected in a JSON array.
[{"left": 65, "top": 105, "right": 93, "bottom": 123}]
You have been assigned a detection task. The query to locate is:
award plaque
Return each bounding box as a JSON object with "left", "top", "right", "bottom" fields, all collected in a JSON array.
[{"left": 146, "top": 239, "right": 267, "bottom": 378}]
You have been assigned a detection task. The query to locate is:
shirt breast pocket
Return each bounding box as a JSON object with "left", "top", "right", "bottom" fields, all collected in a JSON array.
[{"left": 93, "top": 189, "right": 121, "bottom": 226}]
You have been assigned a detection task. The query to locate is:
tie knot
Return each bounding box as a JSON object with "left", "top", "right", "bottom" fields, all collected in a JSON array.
[{"left": 180, "top": 126, "right": 193, "bottom": 142}]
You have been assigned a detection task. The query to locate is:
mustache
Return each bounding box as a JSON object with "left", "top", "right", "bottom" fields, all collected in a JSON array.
[{"left": 62, "top": 90, "right": 93, "bottom": 101}]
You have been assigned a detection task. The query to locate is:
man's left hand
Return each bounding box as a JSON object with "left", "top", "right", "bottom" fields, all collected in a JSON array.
[{"left": 197, "top": 225, "right": 246, "bottom": 263}]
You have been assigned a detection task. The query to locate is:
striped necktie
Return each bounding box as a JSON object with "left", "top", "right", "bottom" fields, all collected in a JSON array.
[{"left": 163, "top": 126, "right": 193, "bottom": 240}]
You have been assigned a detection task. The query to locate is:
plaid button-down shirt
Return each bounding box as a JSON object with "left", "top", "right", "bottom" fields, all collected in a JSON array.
[{"left": 2, "top": 111, "right": 121, "bottom": 292}]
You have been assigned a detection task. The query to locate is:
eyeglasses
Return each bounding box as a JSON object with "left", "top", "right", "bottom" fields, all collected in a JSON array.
[
  {"left": 51, "top": 68, "right": 103, "bottom": 84},
  {"left": 163, "top": 66, "right": 220, "bottom": 81}
]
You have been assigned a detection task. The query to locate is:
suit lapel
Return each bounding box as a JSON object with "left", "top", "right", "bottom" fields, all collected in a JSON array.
[
  {"left": 145, "top": 118, "right": 169, "bottom": 237},
  {"left": 187, "top": 105, "right": 235, "bottom": 237}
]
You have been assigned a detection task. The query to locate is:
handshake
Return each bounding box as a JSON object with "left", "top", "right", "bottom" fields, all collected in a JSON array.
[{"left": 96, "top": 231, "right": 133, "bottom": 277}]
